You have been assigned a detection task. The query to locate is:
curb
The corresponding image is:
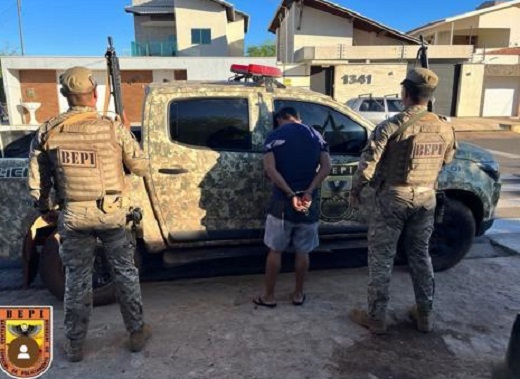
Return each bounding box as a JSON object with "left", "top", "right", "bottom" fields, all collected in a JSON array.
[
  {"left": 489, "top": 235, "right": 520, "bottom": 256},
  {"left": 454, "top": 129, "right": 509, "bottom": 133},
  {"left": 498, "top": 123, "right": 520, "bottom": 133}
]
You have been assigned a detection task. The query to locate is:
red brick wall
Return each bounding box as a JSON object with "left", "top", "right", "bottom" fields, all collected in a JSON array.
[
  {"left": 121, "top": 71, "right": 153, "bottom": 124},
  {"left": 19, "top": 70, "right": 59, "bottom": 123},
  {"left": 18, "top": 70, "right": 176, "bottom": 124}
]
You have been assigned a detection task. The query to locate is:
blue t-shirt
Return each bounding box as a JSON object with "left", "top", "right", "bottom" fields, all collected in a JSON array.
[{"left": 264, "top": 122, "right": 329, "bottom": 201}]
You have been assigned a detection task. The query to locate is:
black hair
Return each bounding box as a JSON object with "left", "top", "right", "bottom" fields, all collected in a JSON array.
[{"left": 275, "top": 106, "right": 301, "bottom": 121}]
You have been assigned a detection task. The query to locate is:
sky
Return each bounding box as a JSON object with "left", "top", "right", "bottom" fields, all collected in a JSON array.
[{"left": 0, "top": 0, "right": 496, "bottom": 56}]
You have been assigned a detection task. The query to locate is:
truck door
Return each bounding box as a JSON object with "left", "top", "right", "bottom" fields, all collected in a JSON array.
[
  {"left": 146, "top": 92, "right": 269, "bottom": 243},
  {"left": 271, "top": 99, "right": 369, "bottom": 229}
]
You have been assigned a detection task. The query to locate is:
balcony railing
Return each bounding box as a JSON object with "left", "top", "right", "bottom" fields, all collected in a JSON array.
[{"left": 131, "top": 39, "right": 177, "bottom": 57}]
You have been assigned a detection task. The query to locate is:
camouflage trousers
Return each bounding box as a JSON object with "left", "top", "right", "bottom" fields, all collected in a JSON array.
[
  {"left": 58, "top": 202, "right": 144, "bottom": 343},
  {"left": 367, "top": 187, "right": 436, "bottom": 321}
]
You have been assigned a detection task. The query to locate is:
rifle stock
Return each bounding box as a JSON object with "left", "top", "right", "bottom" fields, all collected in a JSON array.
[{"left": 105, "top": 37, "right": 127, "bottom": 128}]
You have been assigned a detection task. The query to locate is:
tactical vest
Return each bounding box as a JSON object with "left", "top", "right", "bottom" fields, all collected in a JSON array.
[
  {"left": 45, "top": 112, "right": 125, "bottom": 202},
  {"left": 379, "top": 111, "right": 448, "bottom": 187}
]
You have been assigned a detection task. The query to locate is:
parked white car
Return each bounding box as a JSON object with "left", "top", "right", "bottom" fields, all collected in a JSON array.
[
  {"left": 346, "top": 94, "right": 404, "bottom": 125},
  {"left": 346, "top": 95, "right": 451, "bottom": 125}
]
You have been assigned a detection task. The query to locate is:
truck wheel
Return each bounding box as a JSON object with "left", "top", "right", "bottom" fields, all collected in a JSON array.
[
  {"left": 39, "top": 234, "right": 141, "bottom": 306},
  {"left": 429, "top": 198, "right": 476, "bottom": 272}
]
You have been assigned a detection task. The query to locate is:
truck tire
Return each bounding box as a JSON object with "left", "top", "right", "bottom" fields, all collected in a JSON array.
[
  {"left": 397, "top": 198, "right": 476, "bottom": 272},
  {"left": 39, "top": 234, "right": 141, "bottom": 306},
  {"left": 429, "top": 198, "right": 476, "bottom": 272}
]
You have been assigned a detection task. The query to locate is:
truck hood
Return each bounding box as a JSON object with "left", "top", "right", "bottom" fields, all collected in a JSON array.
[
  {"left": 455, "top": 141, "right": 495, "bottom": 163},
  {"left": 453, "top": 141, "right": 500, "bottom": 181}
]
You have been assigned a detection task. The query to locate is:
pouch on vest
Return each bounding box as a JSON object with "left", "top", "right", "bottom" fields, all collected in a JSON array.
[{"left": 99, "top": 196, "right": 123, "bottom": 214}]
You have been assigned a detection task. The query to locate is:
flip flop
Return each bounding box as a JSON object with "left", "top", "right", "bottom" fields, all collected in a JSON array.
[
  {"left": 253, "top": 295, "right": 277, "bottom": 308},
  {"left": 292, "top": 294, "right": 306, "bottom": 306}
]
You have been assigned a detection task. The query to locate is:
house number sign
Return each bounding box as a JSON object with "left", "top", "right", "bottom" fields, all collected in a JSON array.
[{"left": 342, "top": 74, "right": 373, "bottom": 85}]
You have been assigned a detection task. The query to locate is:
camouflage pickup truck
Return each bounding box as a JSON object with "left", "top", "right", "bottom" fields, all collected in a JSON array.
[{"left": 0, "top": 78, "right": 501, "bottom": 305}]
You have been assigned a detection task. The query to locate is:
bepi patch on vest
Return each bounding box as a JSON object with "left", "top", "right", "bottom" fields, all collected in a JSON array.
[
  {"left": 412, "top": 142, "right": 445, "bottom": 158},
  {"left": 58, "top": 148, "right": 97, "bottom": 168}
]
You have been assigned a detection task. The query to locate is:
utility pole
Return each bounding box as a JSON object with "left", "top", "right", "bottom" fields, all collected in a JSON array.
[{"left": 17, "top": 0, "right": 25, "bottom": 55}]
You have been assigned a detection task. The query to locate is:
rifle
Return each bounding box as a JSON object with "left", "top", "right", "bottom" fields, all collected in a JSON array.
[
  {"left": 417, "top": 35, "right": 446, "bottom": 223},
  {"left": 104, "top": 36, "right": 126, "bottom": 127},
  {"left": 417, "top": 35, "right": 429, "bottom": 70},
  {"left": 416, "top": 35, "right": 433, "bottom": 112}
]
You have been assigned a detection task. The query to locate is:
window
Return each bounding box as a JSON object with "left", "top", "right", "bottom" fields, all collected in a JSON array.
[
  {"left": 191, "top": 29, "right": 211, "bottom": 45},
  {"left": 169, "top": 98, "right": 252, "bottom": 151},
  {"left": 361, "top": 99, "right": 384, "bottom": 112},
  {"left": 387, "top": 99, "right": 404, "bottom": 112},
  {"left": 274, "top": 100, "right": 367, "bottom": 155}
]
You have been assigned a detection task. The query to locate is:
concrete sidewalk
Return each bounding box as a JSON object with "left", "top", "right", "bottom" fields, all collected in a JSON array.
[
  {"left": 487, "top": 218, "right": 520, "bottom": 256},
  {"left": 451, "top": 116, "right": 520, "bottom": 133}
]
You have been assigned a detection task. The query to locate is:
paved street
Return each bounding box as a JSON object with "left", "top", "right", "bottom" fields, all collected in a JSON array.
[
  {"left": 455, "top": 130, "right": 520, "bottom": 258},
  {"left": 496, "top": 173, "right": 520, "bottom": 219},
  {"left": 457, "top": 131, "right": 520, "bottom": 175},
  {"left": 456, "top": 131, "right": 520, "bottom": 265}
]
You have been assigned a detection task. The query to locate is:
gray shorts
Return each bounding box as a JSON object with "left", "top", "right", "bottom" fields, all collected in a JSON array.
[{"left": 264, "top": 214, "right": 319, "bottom": 254}]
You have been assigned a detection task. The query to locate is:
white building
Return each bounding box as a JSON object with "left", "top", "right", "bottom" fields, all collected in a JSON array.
[{"left": 126, "top": 0, "right": 249, "bottom": 57}]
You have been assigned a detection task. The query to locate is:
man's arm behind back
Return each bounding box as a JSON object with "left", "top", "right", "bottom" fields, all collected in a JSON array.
[
  {"left": 442, "top": 125, "right": 457, "bottom": 166},
  {"left": 118, "top": 125, "right": 148, "bottom": 177}
]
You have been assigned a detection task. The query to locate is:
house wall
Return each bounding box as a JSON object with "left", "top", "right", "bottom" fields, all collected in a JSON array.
[
  {"left": 455, "top": 64, "right": 485, "bottom": 117},
  {"left": 287, "top": 5, "right": 297, "bottom": 62},
  {"left": 226, "top": 15, "right": 245, "bottom": 57},
  {"left": 294, "top": 6, "right": 353, "bottom": 55},
  {"left": 1, "top": 66, "right": 22, "bottom": 126},
  {"left": 121, "top": 71, "right": 154, "bottom": 123},
  {"left": 479, "top": 6, "right": 520, "bottom": 46},
  {"left": 281, "top": 64, "right": 311, "bottom": 88},
  {"left": 1, "top": 56, "right": 276, "bottom": 126},
  {"left": 477, "top": 29, "right": 511, "bottom": 48},
  {"left": 19, "top": 70, "right": 59, "bottom": 124},
  {"left": 276, "top": 7, "right": 295, "bottom": 63},
  {"left": 437, "top": 31, "right": 453, "bottom": 45},
  {"left": 412, "top": 6, "right": 520, "bottom": 48},
  {"left": 412, "top": 17, "right": 480, "bottom": 44},
  {"left": 175, "top": 0, "right": 229, "bottom": 57},
  {"left": 153, "top": 69, "right": 188, "bottom": 83},
  {"left": 452, "top": 16, "right": 480, "bottom": 33},
  {"left": 134, "top": 15, "right": 176, "bottom": 44},
  {"left": 333, "top": 64, "right": 407, "bottom": 104},
  {"left": 353, "top": 29, "right": 408, "bottom": 46}
]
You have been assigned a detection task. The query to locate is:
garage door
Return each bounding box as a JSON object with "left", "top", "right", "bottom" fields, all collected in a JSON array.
[
  {"left": 482, "top": 77, "right": 518, "bottom": 117},
  {"left": 407, "top": 63, "right": 460, "bottom": 116}
]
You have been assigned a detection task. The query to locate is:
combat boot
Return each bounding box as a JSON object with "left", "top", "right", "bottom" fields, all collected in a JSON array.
[
  {"left": 129, "top": 323, "right": 152, "bottom": 352},
  {"left": 63, "top": 339, "right": 84, "bottom": 362},
  {"left": 409, "top": 305, "right": 433, "bottom": 333},
  {"left": 349, "top": 308, "right": 387, "bottom": 334}
]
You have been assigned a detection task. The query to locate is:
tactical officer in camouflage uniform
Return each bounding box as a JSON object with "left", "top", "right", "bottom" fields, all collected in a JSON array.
[
  {"left": 349, "top": 68, "right": 456, "bottom": 334},
  {"left": 28, "top": 67, "right": 151, "bottom": 361}
]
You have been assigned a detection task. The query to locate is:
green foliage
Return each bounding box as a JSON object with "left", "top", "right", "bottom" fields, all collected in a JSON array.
[{"left": 247, "top": 40, "right": 276, "bottom": 57}]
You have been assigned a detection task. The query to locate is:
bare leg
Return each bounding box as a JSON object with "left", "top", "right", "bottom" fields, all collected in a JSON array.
[
  {"left": 263, "top": 249, "right": 282, "bottom": 303},
  {"left": 294, "top": 252, "right": 309, "bottom": 302}
]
